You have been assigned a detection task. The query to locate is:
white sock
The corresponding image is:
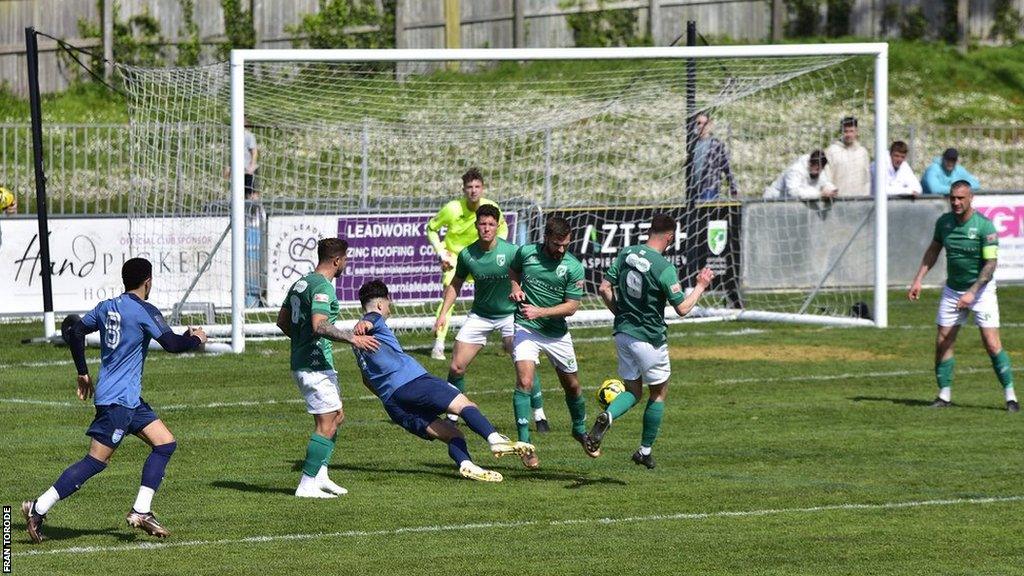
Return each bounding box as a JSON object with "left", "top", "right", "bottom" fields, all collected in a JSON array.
[
  {"left": 1006, "top": 387, "right": 1018, "bottom": 402},
  {"left": 486, "top": 432, "right": 505, "bottom": 445},
  {"left": 132, "top": 486, "right": 155, "bottom": 514},
  {"left": 533, "top": 408, "right": 547, "bottom": 421},
  {"left": 638, "top": 445, "right": 652, "bottom": 456},
  {"left": 315, "top": 465, "right": 330, "bottom": 482},
  {"left": 297, "top": 473, "right": 318, "bottom": 491},
  {"left": 35, "top": 487, "right": 60, "bottom": 515},
  {"left": 938, "top": 387, "right": 952, "bottom": 402},
  {"left": 446, "top": 413, "right": 459, "bottom": 422}
]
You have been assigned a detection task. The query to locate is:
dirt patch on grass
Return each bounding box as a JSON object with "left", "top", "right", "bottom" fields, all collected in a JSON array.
[{"left": 669, "top": 344, "right": 895, "bottom": 362}]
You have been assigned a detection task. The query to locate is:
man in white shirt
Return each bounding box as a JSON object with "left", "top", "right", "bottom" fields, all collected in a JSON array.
[
  {"left": 872, "top": 140, "right": 921, "bottom": 196},
  {"left": 764, "top": 150, "right": 838, "bottom": 200},
  {"left": 825, "top": 116, "right": 871, "bottom": 197}
]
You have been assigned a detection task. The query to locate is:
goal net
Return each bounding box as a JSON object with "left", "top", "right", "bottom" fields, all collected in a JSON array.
[{"left": 119, "top": 45, "right": 889, "bottom": 352}]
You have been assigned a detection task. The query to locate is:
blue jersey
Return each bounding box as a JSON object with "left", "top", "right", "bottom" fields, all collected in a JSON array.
[
  {"left": 352, "top": 312, "right": 428, "bottom": 401},
  {"left": 79, "top": 293, "right": 174, "bottom": 408}
]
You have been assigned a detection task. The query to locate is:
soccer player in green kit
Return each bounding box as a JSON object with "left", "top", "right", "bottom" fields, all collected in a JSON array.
[
  {"left": 426, "top": 168, "right": 508, "bottom": 361},
  {"left": 909, "top": 180, "right": 1019, "bottom": 412},
  {"left": 585, "top": 214, "right": 715, "bottom": 468},
  {"left": 276, "top": 238, "right": 382, "bottom": 498},
  {"left": 434, "top": 204, "right": 550, "bottom": 431},
  {"left": 509, "top": 216, "right": 593, "bottom": 468}
]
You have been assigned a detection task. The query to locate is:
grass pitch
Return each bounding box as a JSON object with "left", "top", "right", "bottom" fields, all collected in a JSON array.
[{"left": 2, "top": 287, "right": 1023, "bottom": 575}]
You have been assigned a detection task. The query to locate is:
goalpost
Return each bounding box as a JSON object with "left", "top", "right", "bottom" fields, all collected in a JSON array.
[{"left": 121, "top": 44, "right": 889, "bottom": 354}]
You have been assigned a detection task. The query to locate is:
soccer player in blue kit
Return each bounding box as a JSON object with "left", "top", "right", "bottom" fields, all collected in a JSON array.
[
  {"left": 353, "top": 280, "right": 535, "bottom": 482},
  {"left": 22, "top": 258, "right": 208, "bottom": 542}
]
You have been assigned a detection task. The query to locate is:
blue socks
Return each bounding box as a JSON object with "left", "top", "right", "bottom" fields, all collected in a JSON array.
[
  {"left": 53, "top": 455, "right": 107, "bottom": 499},
  {"left": 141, "top": 441, "right": 177, "bottom": 490},
  {"left": 459, "top": 406, "right": 497, "bottom": 440},
  {"left": 447, "top": 437, "right": 471, "bottom": 465}
]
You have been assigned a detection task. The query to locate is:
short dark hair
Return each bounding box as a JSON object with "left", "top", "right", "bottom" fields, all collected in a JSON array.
[
  {"left": 809, "top": 149, "right": 828, "bottom": 167},
  {"left": 358, "top": 279, "right": 389, "bottom": 309},
  {"left": 943, "top": 147, "right": 959, "bottom": 162},
  {"left": 890, "top": 140, "right": 909, "bottom": 154},
  {"left": 318, "top": 237, "right": 348, "bottom": 263},
  {"left": 544, "top": 216, "right": 571, "bottom": 239},
  {"left": 841, "top": 116, "right": 858, "bottom": 129},
  {"left": 122, "top": 257, "right": 152, "bottom": 290},
  {"left": 462, "top": 167, "right": 484, "bottom": 186},
  {"left": 649, "top": 213, "right": 676, "bottom": 235},
  {"left": 950, "top": 180, "right": 973, "bottom": 193},
  {"left": 475, "top": 203, "right": 500, "bottom": 223}
]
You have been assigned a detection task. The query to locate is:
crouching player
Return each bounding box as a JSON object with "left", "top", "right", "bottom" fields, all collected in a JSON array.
[
  {"left": 354, "top": 280, "right": 535, "bottom": 482},
  {"left": 22, "top": 258, "right": 208, "bottom": 542}
]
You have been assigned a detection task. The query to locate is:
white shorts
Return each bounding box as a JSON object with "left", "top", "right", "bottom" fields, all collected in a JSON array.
[
  {"left": 936, "top": 284, "right": 1000, "bottom": 328},
  {"left": 615, "top": 332, "right": 671, "bottom": 385},
  {"left": 455, "top": 312, "right": 514, "bottom": 345},
  {"left": 292, "top": 370, "right": 342, "bottom": 415},
  {"left": 512, "top": 325, "right": 578, "bottom": 374}
]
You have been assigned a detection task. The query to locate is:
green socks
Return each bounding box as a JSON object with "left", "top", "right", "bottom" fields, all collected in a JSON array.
[
  {"left": 449, "top": 375, "right": 466, "bottom": 393},
  {"left": 302, "top": 434, "right": 334, "bottom": 478},
  {"left": 936, "top": 357, "right": 955, "bottom": 390},
  {"left": 990, "top": 349, "right": 1014, "bottom": 389},
  {"left": 641, "top": 400, "right": 664, "bottom": 448},
  {"left": 530, "top": 372, "right": 543, "bottom": 409},
  {"left": 607, "top": 391, "right": 638, "bottom": 420},
  {"left": 565, "top": 393, "right": 587, "bottom": 436},
  {"left": 513, "top": 389, "right": 532, "bottom": 443}
]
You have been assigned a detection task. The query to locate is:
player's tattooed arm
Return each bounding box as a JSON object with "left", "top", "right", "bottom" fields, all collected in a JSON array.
[
  {"left": 313, "top": 314, "right": 379, "bottom": 351},
  {"left": 969, "top": 258, "right": 998, "bottom": 294}
]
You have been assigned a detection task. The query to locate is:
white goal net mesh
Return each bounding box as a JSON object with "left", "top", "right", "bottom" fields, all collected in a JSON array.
[{"left": 119, "top": 51, "right": 879, "bottom": 337}]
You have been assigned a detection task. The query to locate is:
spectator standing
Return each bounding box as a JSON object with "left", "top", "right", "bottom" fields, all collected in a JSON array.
[
  {"left": 921, "top": 148, "right": 980, "bottom": 195},
  {"left": 825, "top": 116, "right": 871, "bottom": 197},
  {"left": 690, "top": 113, "right": 738, "bottom": 201},
  {"left": 872, "top": 140, "right": 921, "bottom": 196}
]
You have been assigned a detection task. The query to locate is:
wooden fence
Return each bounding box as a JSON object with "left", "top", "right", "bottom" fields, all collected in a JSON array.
[{"left": 1, "top": 0, "right": 1022, "bottom": 96}]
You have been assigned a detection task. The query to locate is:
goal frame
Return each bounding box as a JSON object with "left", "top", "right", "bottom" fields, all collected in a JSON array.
[{"left": 228, "top": 44, "right": 890, "bottom": 353}]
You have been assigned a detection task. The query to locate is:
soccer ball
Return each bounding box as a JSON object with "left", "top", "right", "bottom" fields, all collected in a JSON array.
[
  {"left": 0, "top": 186, "right": 14, "bottom": 211},
  {"left": 596, "top": 378, "right": 625, "bottom": 410}
]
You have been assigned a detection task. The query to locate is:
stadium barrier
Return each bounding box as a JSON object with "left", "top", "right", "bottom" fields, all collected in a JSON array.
[
  {"left": 5, "top": 194, "right": 1024, "bottom": 318},
  {"left": 0, "top": 123, "right": 1021, "bottom": 216}
]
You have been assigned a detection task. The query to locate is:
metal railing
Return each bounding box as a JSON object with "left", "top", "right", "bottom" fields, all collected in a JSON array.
[{"left": 0, "top": 123, "right": 1021, "bottom": 216}]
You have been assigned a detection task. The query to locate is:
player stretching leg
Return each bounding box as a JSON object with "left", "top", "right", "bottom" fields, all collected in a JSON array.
[
  {"left": 509, "top": 216, "right": 593, "bottom": 468},
  {"left": 909, "top": 180, "right": 1018, "bottom": 412},
  {"left": 435, "top": 204, "right": 550, "bottom": 434},
  {"left": 277, "top": 238, "right": 381, "bottom": 498},
  {"left": 22, "top": 258, "right": 208, "bottom": 542},
  {"left": 355, "top": 280, "right": 534, "bottom": 482},
  {"left": 586, "top": 215, "right": 714, "bottom": 468}
]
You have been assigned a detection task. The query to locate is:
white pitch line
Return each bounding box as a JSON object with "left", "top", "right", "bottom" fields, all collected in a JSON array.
[
  {"left": 0, "top": 328, "right": 766, "bottom": 371},
  {"left": 17, "top": 494, "right": 1024, "bottom": 558}
]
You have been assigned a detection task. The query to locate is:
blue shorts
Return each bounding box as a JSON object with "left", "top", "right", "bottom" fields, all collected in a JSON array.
[
  {"left": 383, "top": 374, "right": 461, "bottom": 440},
  {"left": 86, "top": 400, "right": 159, "bottom": 448}
]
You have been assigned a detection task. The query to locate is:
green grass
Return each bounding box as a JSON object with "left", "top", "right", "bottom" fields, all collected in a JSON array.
[{"left": 3, "top": 287, "right": 1024, "bottom": 574}]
